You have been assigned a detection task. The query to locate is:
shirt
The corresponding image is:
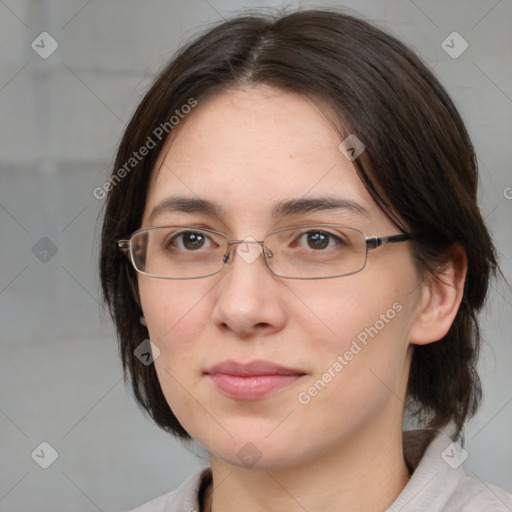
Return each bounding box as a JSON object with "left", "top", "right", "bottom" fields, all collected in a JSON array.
[{"left": 127, "top": 430, "right": 512, "bottom": 511}]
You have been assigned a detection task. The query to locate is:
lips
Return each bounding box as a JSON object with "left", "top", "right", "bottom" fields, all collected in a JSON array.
[{"left": 205, "top": 360, "right": 306, "bottom": 400}]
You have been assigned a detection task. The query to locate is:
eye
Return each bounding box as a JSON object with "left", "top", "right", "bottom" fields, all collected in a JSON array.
[
  {"left": 164, "top": 230, "right": 217, "bottom": 251},
  {"left": 294, "top": 229, "right": 348, "bottom": 251}
]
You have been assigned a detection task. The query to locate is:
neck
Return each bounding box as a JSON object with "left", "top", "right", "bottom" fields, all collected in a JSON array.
[{"left": 204, "top": 424, "right": 411, "bottom": 512}]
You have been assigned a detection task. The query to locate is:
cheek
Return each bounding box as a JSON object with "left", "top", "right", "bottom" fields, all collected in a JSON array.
[
  {"left": 294, "top": 301, "right": 412, "bottom": 441},
  {"left": 138, "top": 280, "right": 212, "bottom": 435},
  {"left": 310, "top": 295, "right": 409, "bottom": 381},
  {"left": 138, "top": 279, "right": 210, "bottom": 347},
  {"left": 295, "top": 274, "right": 409, "bottom": 352},
  {"left": 293, "top": 270, "right": 417, "bottom": 407}
]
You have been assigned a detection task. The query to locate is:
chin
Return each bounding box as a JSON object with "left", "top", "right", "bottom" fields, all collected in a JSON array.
[{"left": 194, "top": 427, "right": 312, "bottom": 471}]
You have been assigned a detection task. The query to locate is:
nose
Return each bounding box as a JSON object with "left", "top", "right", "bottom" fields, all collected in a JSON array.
[{"left": 210, "top": 240, "right": 287, "bottom": 339}]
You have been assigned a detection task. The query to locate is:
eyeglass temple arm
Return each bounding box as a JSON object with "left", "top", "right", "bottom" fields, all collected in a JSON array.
[{"left": 366, "top": 232, "right": 416, "bottom": 249}]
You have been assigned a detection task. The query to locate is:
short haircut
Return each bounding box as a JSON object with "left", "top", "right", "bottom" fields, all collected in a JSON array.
[{"left": 99, "top": 8, "right": 498, "bottom": 440}]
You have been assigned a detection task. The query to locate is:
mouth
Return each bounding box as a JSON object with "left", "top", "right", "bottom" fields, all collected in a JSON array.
[{"left": 204, "top": 360, "right": 306, "bottom": 400}]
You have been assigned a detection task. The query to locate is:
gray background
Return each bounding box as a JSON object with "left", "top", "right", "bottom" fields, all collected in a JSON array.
[{"left": 0, "top": 0, "right": 511, "bottom": 510}]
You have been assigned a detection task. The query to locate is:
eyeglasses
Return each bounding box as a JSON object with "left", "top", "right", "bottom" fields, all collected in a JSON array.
[{"left": 117, "top": 224, "right": 416, "bottom": 280}]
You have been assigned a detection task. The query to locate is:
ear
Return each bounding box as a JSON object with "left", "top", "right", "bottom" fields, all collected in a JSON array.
[{"left": 409, "top": 245, "right": 468, "bottom": 345}]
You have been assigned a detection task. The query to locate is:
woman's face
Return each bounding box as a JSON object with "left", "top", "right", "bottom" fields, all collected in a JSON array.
[{"left": 138, "top": 85, "right": 424, "bottom": 470}]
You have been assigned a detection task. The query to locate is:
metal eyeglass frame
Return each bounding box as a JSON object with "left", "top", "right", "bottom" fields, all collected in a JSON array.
[{"left": 117, "top": 223, "right": 417, "bottom": 280}]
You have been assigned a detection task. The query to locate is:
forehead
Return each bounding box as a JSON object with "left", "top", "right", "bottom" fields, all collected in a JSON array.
[{"left": 143, "top": 85, "right": 378, "bottom": 227}]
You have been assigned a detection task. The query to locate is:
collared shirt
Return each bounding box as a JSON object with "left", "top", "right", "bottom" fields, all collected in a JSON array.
[{"left": 127, "top": 430, "right": 512, "bottom": 511}]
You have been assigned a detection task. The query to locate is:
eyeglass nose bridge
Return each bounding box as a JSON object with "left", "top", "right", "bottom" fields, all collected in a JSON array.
[{"left": 223, "top": 239, "right": 274, "bottom": 265}]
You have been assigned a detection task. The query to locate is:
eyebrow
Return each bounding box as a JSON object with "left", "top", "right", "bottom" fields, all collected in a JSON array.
[{"left": 148, "top": 195, "right": 371, "bottom": 223}]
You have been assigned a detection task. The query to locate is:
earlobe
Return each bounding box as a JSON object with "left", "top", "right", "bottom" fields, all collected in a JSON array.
[{"left": 409, "top": 245, "right": 468, "bottom": 346}]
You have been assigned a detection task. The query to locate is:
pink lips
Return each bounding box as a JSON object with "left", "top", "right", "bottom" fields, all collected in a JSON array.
[{"left": 205, "top": 360, "right": 306, "bottom": 400}]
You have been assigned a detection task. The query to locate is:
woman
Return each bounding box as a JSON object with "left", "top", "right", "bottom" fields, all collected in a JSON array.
[{"left": 99, "top": 8, "right": 512, "bottom": 511}]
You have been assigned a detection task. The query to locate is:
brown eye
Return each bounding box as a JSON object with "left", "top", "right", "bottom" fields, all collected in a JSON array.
[
  {"left": 164, "top": 230, "right": 216, "bottom": 252},
  {"left": 306, "top": 231, "right": 329, "bottom": 250},
  {"left": 294, "top": 230, "right": 347, "bottom": 251}
]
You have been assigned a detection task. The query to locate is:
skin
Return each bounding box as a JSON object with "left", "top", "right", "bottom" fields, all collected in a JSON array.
[{"left": 137, "top": 85, "right": 466, "bottom": 512}]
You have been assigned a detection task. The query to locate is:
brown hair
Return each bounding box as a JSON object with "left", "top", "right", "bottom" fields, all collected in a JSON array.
[{"left": 99, "top": 8, "right": 498, "bottom": 440}]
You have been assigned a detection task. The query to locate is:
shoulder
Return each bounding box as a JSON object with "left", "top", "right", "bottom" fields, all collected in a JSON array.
[
  {"left": 388, "top": 430, "right": 512, "bottom": 512},
  {"left": 126, "top": 467, "right": 211, "bottom": 512}
]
